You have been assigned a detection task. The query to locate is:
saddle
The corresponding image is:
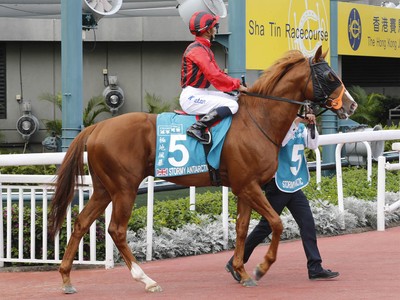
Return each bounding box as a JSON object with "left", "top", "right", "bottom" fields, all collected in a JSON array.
[
  {"left": 154, "top": 111, "right": 229, "bottom": 186},
  {"left": 173, "top": 110, "right": 221, "bottom": 185}
]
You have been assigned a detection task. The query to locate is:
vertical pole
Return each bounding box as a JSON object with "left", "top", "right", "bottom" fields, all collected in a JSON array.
[
  {"left": 322, "top": 0, "right": 339, "bottom": 174},
  {"left": 146, "top": 176, "right": 154, "bottom": 261},
  {"left": 0, "top": 183, "right": 3, "bottom": 267},
  {"left": 61, "top": 0, "right": 83, "bottom": 151},
  {"left": 227, "top": 0, "right": 246, "bottom": 79},
  {"left": 335, "top": 144, "right": 345, "bottom": 230},
  {"left": 105, "top": 203, "right": 114, "bottom": 269},
  {"left": 222, "top": 186, "right": 229, "bottom": 249},
  {"left": 377, "top": 156, "right": 386, "bottom": 231},
  {"left": 189, "top": 186, "right": 196, "bottom": 211}
]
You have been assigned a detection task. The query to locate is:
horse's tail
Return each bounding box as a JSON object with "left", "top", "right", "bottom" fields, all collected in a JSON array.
[{"left": 48, "top": 125, "right": 97, "bottom": 239}]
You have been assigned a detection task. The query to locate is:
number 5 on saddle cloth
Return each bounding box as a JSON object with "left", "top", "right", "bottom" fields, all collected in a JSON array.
[{"left": 155, "top": 112, "right": 232, "bottom": 185}]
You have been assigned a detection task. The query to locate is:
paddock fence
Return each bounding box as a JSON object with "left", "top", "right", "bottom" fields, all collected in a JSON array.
[{"left": 377, "top": 143, "right": 400, "bottom": 231}]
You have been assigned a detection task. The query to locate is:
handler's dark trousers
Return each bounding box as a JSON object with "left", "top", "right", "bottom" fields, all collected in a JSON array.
[{"left": 231, "top": 180, "right": 323, "bottom": 273}]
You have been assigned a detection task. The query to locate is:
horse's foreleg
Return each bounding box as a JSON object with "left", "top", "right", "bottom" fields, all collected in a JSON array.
[
  {"left": 233, "top": 198, "right": 257, "bottom": 287},
  {"left": 59, "top": 191, "right": 110, "bottom": 294},
  {"left": 108, "top": 193, "right": 162, "bottom": 293},
  {"left": 253, "top": 196, "right": 283, "bottom": 281}
]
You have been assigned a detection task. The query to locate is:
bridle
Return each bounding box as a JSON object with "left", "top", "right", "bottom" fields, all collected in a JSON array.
[
  {"left": 242, "top": 57, "right": 345, "bottom": 114},
  {"left": 242, "top": 56, "right": 346, "bottom": 146},
  {"left": 308, "top": 57, "right": 344, "bottom": 111}
]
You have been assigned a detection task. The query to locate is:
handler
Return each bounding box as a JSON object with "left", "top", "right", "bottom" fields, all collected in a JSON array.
[{"left": 226, "top": 112, "right": 340, "bottom": 281}]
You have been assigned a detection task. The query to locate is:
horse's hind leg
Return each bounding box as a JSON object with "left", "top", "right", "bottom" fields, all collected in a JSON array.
[
  {"left": 59, "top": 189, "right": 111, "bottom": 294},
  {"left": 108, "top": 191, "right": 162, "bottom": 293}
]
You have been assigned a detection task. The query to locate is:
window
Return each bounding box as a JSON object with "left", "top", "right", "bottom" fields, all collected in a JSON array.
[{"left": 0, "top": 43, "right": 6, "bottom": 119}]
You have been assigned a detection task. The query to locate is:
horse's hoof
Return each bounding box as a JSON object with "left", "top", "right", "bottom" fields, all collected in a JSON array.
[
  {"left": 146, "top": 284, "right": 163, "bottom": 293},
  {"left": 254, "top": 264, "right": 266, "bottom": 281},
  {"left": 62, "top": 285, "right": 77, "bottom": 294},
  {"left": 241, "top": 278, "right": 258, "bottom": 287}
]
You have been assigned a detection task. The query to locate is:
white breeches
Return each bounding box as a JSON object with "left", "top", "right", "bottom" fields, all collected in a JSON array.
[{"left": 179, "top": 86, "right": 239, "bottom": 115}]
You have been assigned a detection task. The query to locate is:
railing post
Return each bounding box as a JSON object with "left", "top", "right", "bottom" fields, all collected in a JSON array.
[
  {"left": 314, "top": 147, "right": 322, "bottom": 190},
  {"left": 335, "top": 143, "right": 345, "bottom": 229},
  {"left": 146, "top": 176, "right": 154, "bottom": 261},
  {"left": 362, "top": 141, "right": 372, "bottom": 184},
  {"left": 222, "top": 186, "right": 229, "bottom": 249},
  {"left": 189, "top": 186, "right": 195, "bottom": 211},
  {"left": 0, "top": 178, "right": 3, "bottom": 267},
  {"left": 377, "top": 156, "right": 386, "bottom": 231},
  {"left": 105, "top": 203, "right": 114, "bottom": 269}
]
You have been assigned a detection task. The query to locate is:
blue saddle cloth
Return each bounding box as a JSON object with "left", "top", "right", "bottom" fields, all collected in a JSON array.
[{"left": 155, "top": 112, "right": 231, "bottom": 177}]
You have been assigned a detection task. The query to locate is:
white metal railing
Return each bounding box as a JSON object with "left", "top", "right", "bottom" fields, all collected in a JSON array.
[
  {"left": 0, "top": 154, "right": 114, "bottom": 268},
  {"left": 314, "top": 129, "right": 400, "bottom": 229},
  {"left": 0, "top": 153, "right": 230, "bottom": 264},
  {"left": 377, "top": 143, "right": 400, "bottom": 231}
]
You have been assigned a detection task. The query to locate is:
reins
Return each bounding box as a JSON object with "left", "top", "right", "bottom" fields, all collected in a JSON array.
[
  {"left": 244, "top": 104, "right": 280, "bottom": 147},
  {"left": 240, "top": 56, "right": 334, "bottom": 146},
  {"left": 242, "top": 90, "right": 308, "bottom": 106}
]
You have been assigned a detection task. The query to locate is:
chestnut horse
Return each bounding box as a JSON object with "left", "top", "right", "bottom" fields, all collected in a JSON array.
[{"left": 48, "top": 46, "right": 357, "bottom": 294}]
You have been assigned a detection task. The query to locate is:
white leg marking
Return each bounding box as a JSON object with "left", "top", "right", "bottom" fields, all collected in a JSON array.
[{"left": 130, "top": 262, "right": 160, "bottom": 291}]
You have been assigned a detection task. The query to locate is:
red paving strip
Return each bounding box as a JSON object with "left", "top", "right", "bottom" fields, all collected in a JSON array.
[{"left": 1, "top": 226, "right": 399, "bottom": 300}]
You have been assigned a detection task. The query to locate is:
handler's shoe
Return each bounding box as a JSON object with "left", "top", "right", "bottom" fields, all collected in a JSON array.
[
  {"left": 309, "top": 269, "right": 339, "bottom": 280},
  {"left": 225, "top": 261, "right": 241, "bottom": 282}
]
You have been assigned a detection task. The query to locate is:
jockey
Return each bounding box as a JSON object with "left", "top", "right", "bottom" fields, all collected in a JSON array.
[{"left": 180, "top": 11, "right": 248, "bottom": 144}]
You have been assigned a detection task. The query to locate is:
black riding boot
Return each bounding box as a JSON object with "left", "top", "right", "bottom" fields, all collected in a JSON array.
[{"left": 187, "top": 109, "right": 223, "bottom": 144}]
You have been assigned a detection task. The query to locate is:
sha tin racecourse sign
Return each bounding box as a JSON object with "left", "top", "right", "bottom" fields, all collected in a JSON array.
[{"left": 246, "top": 0, "right": 330, "bottom": 70}]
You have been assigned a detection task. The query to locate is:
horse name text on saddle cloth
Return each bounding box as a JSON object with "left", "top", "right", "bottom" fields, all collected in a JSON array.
[{"left": 155, "top": 113, "right": 231, "bottom": 177}]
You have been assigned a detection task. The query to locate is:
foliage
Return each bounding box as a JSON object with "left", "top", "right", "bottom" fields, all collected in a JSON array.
[
  {"left": 124, "top": 215, "right": 237, "bottom": 261},
  {"left": 379, "top": 95, "right": 400, "bottom": 126},
  {"left": 83, "top": 96, "right": 111, "bottom": 127},
  {"left": 0, "top": 164, "right": 57, "bottom": 175},
  {"left": 383, "top": 124, "right": 400, "bottom": 152},
  {"left": 347, "top": 85, "right": 385, "bottom": 127},
  {"left": 39, "top": 92, "right": 111, "bottom": 135},
  {"left": 346, "top": 86, "right": 400, "bottom": 127},
  {"left": 128, "top": 165, "right": 399, "bottom": 234},
  {"left": 122, "top": 196, "right": 400, "bottom": 262},
  {"left": 40, "top": 92, "right": 62, "bottom": 110},
  {"left": 144, "top": 92, "right": 180, "bottom": 113},
  {"left": 129, "top": 190, "right": 261, "bottom": 233},
  {"left": 39, "top": 92, "right": 62, "bottom": 135},
  {"left": 304, "top": 165, "right": 400, "bottom": 204}
]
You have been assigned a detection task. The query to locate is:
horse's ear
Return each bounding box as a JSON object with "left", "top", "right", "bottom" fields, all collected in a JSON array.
[
  {"left": 322, "top": 48, "right": 330, "bottom": 60},
  {"left": 313, "top": 46, "right": 323, "bottom": 63}
]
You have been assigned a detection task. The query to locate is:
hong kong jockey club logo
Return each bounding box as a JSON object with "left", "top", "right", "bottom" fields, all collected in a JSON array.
[{"left": 348, "top": 8, "right": 362, "bottom": 51}]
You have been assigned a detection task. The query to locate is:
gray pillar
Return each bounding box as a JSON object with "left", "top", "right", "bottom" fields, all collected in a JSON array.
[
  {"left": 61, "top": 0, "right": 83, "bottom": 151},
  {"left": 321, "top": 0, "right": 339, "bottom": 173},
  {"left": 227, "top": 0, "right": 246, "bottom": 80}
]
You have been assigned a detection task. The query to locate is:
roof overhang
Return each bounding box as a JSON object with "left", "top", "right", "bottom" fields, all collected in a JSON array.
[{"left": 0, "top": 0, "right": 181, "bottom": 18}]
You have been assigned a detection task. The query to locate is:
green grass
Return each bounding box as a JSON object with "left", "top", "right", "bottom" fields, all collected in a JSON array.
[{"left": 134, "top": 186, "right": 222, "bottom": 208}]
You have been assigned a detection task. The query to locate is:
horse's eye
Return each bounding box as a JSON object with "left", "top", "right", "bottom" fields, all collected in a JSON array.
[{"left": 323, "top": 71, "right": 335, "bottom": 82}]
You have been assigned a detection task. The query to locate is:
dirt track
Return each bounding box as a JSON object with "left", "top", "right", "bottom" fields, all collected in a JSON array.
[{"left": 1, "top": 226, "right": 399, "bottom": 300}]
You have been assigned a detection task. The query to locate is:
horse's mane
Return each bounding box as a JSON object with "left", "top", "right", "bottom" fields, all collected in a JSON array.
[{"left": 250, "top": 50, "right": 306, "bottom": 95}]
